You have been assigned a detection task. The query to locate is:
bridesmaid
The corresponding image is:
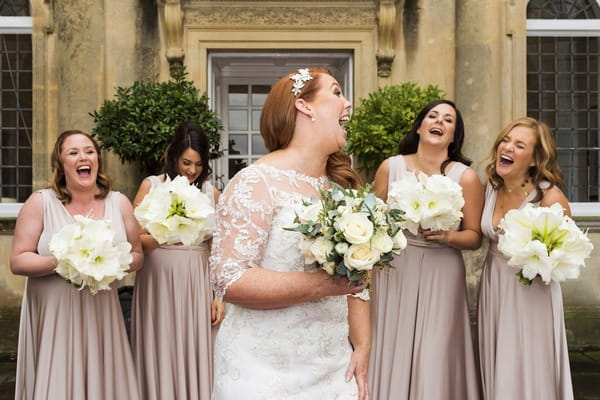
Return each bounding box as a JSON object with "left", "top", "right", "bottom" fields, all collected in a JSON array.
[
  {"left": 11, "top": 130, "right": 143, "bottom": 399},
  {"left": 369, "top": 100, "right": 483, "bottom": 399},
  {"left": 477, "top": 117, "right": 573, "bottom": 399},
  {"left": 130, "top": 121, "right": 225, "bottom": 400}
]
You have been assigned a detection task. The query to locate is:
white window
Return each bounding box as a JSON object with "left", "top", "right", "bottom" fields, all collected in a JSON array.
[
  {"left": 0, "top": 1, "right": 32, "bottom": 217},
  {"left": 208, "top": 52, "right": 353, "bottom": 189},
  {"left": 527, "top": 0, "right": 600, "bottom": 216}
]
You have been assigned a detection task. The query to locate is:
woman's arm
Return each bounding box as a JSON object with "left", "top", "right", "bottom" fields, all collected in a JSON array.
[
  {"left": 423, "top": 168, "right": 484, "bottom": 250},
  {"left": 345, "top": 296, "right": 371, "bottom": 400},
  {"left": 211, "top": 168, "right": 365, "bottom": 309},
  {"left": 10, "top": 192, "right": 58, "bottom": 277},
  {"left": 133, "top": 178, "right": 160, "bottom": 252},
  {"left": 373, "top": 159, "right": 390, "bottom": 201},
  {"left": 120, "top": 193, "right": 144, "bottom": 272}
]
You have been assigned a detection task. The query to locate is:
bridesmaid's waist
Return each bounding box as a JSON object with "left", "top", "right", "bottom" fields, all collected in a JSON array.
[
  {"left": 158, "top": 242, "right": 209, "bottom": 251},
  {"left": 405, "top": 232, "right": 450, "bottom": 249}
]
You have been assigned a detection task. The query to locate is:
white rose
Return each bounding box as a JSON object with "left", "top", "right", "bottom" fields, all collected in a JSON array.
[
  {"left": 298, "top": 202, "right": 322, "bottom": 223},
  {"left": 371, "top": 230, "right": 393, "bottom": 253},
  {"left": 299, "top": 237, "right": 317, "bottom": 264},
  {"left": 392, "top": 230, "right": 407, "bottom": 254},
  {"left": 335, "top": 242, "right": 349, "bottom": 254},
  {"left": 337, "top": 212, "right": 374, "bottom": 244},
  {"left": 310, "top": 237, "right": 335, "bottom": 264},
  {"left": 344, "top": 243, "right": 380, "bottom": 271}
]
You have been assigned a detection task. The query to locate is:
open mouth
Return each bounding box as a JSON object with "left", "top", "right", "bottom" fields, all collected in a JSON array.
[
  {"left": 429, "top": 128, "right": 443, "bottom": 136},
  {"left": 339, "top": 115, "right": 350, "bottom": 132},
  {"left": 77, "top": 166, "right": 92, "bottom": 176},
  {"left": 499, "top": 155, "right": 514, "bottom": 165}
]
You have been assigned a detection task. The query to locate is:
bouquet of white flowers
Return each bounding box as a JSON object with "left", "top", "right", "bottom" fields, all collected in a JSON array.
[
  {"left": 387, "top": 172, "right": 464, "bottom": 235},
  {"left": 498, "top": 202, "right": 593, "bottom": 285},
  {"left": 286, "top": 183, "right": 407, "bottom": 284},
  {"left": 49, "top": 214, "right": 132, "bottom": 294},
  {"left": 134, "top": 175, "right": 216, "bottom": 246}
]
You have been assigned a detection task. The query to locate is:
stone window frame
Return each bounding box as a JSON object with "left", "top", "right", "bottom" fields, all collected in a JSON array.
[
  {"left": 526, "top": 0, "right": 600, "bottom": 217},
  {"left": 0, "top": 15, "right": 31, "bottom": 218}
]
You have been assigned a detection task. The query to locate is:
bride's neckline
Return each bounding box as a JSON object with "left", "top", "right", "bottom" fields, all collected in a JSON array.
[{"left": 254, "top": 162, "right": 328, "bottom": 186}]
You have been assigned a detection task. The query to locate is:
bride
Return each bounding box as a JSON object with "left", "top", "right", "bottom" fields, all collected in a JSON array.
[{"left": 210, "top": 67, "right": 370, "bottom": 400}]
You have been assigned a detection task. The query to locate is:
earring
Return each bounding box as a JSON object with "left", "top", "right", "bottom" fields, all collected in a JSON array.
[{"left": 311, "top": 115, "right": 316, "bottom": 122}]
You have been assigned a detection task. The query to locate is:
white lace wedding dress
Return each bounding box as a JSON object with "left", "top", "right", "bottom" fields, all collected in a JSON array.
[{"left": 210, "top": 163, "right": 359, "bottom": 400}]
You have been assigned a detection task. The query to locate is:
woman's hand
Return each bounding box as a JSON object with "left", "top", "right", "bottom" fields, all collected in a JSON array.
[
  {"left": 421, "top": 228, "right": 452, "bottom": 245},
  {"left": 211, "top": 298, "right": 226, "bottom": 326},
  {"left": 345, "top": 346, "right": 370, "bottom": 400}
]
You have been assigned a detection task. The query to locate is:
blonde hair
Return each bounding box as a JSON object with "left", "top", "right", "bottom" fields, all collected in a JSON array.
[
  {"left": 259, "top": 67, "right": 362, "bottom": 189},
  {"left": 484, "top": 117, "right": 564, "bottom": 202},
  {"left": 50, "top": 130, "right": 111, "bottom": 203}
]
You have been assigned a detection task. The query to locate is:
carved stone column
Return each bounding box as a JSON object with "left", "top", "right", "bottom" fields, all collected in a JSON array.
[
  {"left": 377, "top": 0, "right": 397, "bottom": 77},
  {"left": 160, "top": 0, "right": 184, "bottom": 71}
]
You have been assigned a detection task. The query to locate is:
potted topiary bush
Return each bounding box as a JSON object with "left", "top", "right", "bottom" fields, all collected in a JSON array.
[
  {"left": 345, "top": 82, "right": 445, "bottom": 179},
  {"left": 90, "top": 66, "right": 223, "bottom": 175}
]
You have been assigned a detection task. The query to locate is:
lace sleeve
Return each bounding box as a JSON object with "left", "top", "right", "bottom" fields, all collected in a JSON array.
[{"left": 210, "top": 167, "right": 274, "bottom": 300}]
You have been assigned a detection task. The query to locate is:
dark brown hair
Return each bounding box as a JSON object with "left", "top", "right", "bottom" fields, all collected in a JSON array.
[
  {"left": 50, "top": 130, "right": 111, "bottom": 203},
  {"left": 163, "top": 121, "right": 212, "bottom": 187},
  {"left": 259, "top": 67, "right": 362, "bottom": 189}
]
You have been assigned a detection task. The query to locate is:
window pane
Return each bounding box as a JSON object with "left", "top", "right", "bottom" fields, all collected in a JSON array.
[
  {"left": 252, "top": 109, "right": 261, "bottom": 131},
  {"left": 228, "top": 158, "right": 247, "bottom": 179},
  {"left": 251, "top": 134, "right": 267, "bottom": 155},
  {"left": 228, "top": 110, "right": 247, "bottom": 131},
  {"left": 228, "top": 85, "right": 248, "bottom": 106},
  {"left": 251, "top": 85, "right": 270, "bottom": 106},
  {"left": 228, "top": 134, "right": 248, "bottom": 156}
]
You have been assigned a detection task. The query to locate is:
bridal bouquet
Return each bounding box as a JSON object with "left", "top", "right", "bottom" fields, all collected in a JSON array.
[
  {"left": 49, "top": 215, "right": 132, "bottom": 294},
  {"left": 387, "top": 172, "right": 464, "bottom": 235},
  {"left": 498, "top": 203, "right": 593, "bottom": 285},
  {"left": 134, "top": 175, "right": 216, "bottom": 246},
  {"left": 286, "top": 183, "right": 407, "bottom": 283}
]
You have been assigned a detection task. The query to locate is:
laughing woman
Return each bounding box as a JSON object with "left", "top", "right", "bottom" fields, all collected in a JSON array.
[
  {"left": 11, "top": 130, "right": 143, "bottom": 400},
  {"left": 369, "top": 100, "right": 483, "bottom": 400},
  {"left": 477, "top": 117, "right": 573, "bottom": 400},
  {"left": 131, "top": 121, "right": 224, "bottom": 400}
]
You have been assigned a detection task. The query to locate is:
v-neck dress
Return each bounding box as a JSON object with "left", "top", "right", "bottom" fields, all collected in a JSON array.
[
  {"left": 477, "top": 182, "right": 573, "bottom": 400},
  {"left": 14, "top": 189, "right": 139, "bottom": 400}
]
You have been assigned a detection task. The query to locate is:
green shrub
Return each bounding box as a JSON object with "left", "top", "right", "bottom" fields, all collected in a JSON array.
[
  {"left": 90, "top": 66, "right": 223, "bottom": 175},
  {"left": 345, "top": 82, "right": 445, "bottom": 178}
]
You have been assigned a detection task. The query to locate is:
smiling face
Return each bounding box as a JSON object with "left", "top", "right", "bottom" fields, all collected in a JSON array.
[
  {"left": 60, "top": 133, "right": 99, "bottom": 190},
  {"left": 306, "top": 73, "right": 352, "bottom": 152},
  {"left": 495, "top": 125, "right": 537, "bottom": 180},
  {"left": 417, "top": 103, "right": 456, "bottom": 149},
  {"left": 177, "top": 147, "right": 203, "bottom": 183}
]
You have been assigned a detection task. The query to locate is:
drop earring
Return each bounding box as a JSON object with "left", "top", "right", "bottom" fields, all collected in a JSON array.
[{"left": 311, "top": 115, "right": 316, "bottom": 122}]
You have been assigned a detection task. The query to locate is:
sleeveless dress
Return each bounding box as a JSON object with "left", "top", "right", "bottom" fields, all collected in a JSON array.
[
  {"left": 369, "top": 154, "right": 481, "bottom": 400},
  {"left": 210, "top": 163, "right": 360, "bottom": 400},
  {"left": 477, "top": 183, "right": 573, "bottom": 400},
  {"left": 14, "top": 189, "right": 139, "bottom": 400},
  {"left": 131, "top": 176, "right": 216, "bottom": 400}
]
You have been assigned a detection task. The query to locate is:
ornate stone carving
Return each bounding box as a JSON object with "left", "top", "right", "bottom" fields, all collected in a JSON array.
[
  {"left": 376, "top": 0, "right": 397, "bottom": 78},
  {"left": 43, "top": 0, "right": 54, "bottom": 33},
  {"left": 159, "top": 0, "right": 185, "bottom": 69},
  {"left": 183, "top": 4, "right": 377, "bottom": 27}
]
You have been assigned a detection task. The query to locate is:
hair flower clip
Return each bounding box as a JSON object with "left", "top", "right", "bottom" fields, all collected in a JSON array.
[{"left": 290, "top": 68, "right": 312, "bottom": 96}]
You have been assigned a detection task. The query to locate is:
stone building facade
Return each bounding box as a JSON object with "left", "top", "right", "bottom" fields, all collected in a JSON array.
[{"left": 1, "top": 0, "right": 598, "bottom": 395}]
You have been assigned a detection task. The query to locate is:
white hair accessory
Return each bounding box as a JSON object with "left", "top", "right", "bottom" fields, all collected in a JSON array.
[{"left": 290, "top": 68, "right": 312, "bottom": 96}]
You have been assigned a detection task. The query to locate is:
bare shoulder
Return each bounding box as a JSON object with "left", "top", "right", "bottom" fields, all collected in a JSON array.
[
  {"left": 460, "top": 167, "right": 483, "bottom": 187},
  {"left": 541, "top": 185, "right": 569, "bottom": 206},
  {"left": 18, "top": 191, "right": 44, "bottom": 218}
]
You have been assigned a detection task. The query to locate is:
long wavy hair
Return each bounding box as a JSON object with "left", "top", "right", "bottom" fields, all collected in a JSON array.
[
  {"left": 260, "top": 67, "right": 362, "bottom": 189},
  {"left": 397, "top": 99, "right": 471, "bottom": 174},
  {"left": 485, "top": 117, "right": 564, "bottom": 203},
  {"left": 163, "top": 121, "right": 212, "bottom": 187},
  {"left": 50, "top": 130, "right": 111, "bottom": 203}
]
